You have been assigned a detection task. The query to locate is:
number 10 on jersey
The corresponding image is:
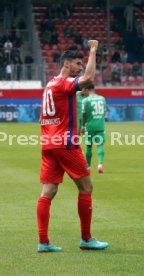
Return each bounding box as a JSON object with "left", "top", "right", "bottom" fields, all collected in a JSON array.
[{"left": 43, "top": 89, "right": 56, "bottom": 116}]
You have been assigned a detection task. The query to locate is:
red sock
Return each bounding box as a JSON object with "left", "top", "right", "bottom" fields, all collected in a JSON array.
[
  {"left": 78, "top": 193, "right": 92, "bottom": 241},
  {"left": 36, "top": 197, "right": 51, "bottom": 244}
]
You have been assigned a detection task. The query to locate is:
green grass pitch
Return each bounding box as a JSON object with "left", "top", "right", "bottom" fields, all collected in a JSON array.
[{"left": 0, "top": 122, "right": 144, "bottom": 276}]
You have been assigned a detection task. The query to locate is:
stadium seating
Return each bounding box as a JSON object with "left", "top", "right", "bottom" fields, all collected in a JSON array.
[
  {"left": 32, "top": 3, "right": 144, "bottom": 85},
  {"left": 33, "top": 4, "right": 120, "bottom": 80}
]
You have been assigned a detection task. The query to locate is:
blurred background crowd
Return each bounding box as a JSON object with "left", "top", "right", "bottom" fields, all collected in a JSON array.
[{"left": 0, "top": 0, "right": 144, "bottom": 86}]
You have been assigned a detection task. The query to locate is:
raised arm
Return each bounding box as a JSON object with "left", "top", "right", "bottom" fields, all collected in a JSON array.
[{"left": 78, "top": 40, "right": 98, "bottom": 89}]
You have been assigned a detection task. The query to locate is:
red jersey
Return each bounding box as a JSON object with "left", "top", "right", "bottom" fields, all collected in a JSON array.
[{"left": 40, "top": 76, "right": 80, "bottom": 149}]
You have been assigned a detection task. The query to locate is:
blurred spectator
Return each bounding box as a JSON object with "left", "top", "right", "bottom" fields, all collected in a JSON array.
[
  {"left": 40, "top": 19, "right": 56, "bottom": 33},
  {"left": 11, "top": 47, "right": 20, "bottom": 62},
  {"left": 5, "top": 62, "right": 13, "bottom": 80},
  {"left": 132, "top": 62, "right": 142, "bottom": 76},
  {"left": 120, "top": 49, "right": 128, "bottom": 63},
  {"left": 47, "top": 20, "right": 56, "bottom": 32},
  {"left": 123, "top": 63, "right": 133, "bottom": 76},
  {"left": 40, "top": 19, "right": 49, "bottom": 33},
  {"left": 115, "top": 38, "right": 124, "bottom": 50},
  {"left": 111, "top": 18, "right": 120, "bottom": 32},
  {"left": 3, "top": 5, "right": 12, "bottom": 31},
  {"left": 67, "top": 2, "right": 75, "bottom": 13},
  {"left": 102, "top": 46, "right": 109, "bottom": 56},
  {"left": 61, "top": 3, "right": 70, "bottom": 19},
  {"left": 24, "top": 53, "right": 34, "bottom": 80},
  {"left": 74, "top": 31, "right": 83, "bottom": 44},
  {"left": 45, "top": 2, "right": 73, "bottom": 20},
  {"left": 111, "top": 70, "right": 121, "bottom": 85},
  {"left": 64, "top": 26, "right": 74, "bottom": 38},
  {"left": 124, "top": 2, "right": 135, "bottom": 32},
  {"left": 96, "top": 53, "right": 102, "bottom": 69},
  {"left": 46, "top": 3, "right": 56, "bottom": 19},
  {"left": 102, "top": 65, "right": 112, "bottom": 85},
  {"left": 101, "top": 55, "right": 109, "bottom": 70},
  {"left": 53, "top": 52, "right": 60, "bottom": 63},
  {"left": 51, "top": 31, "right": 59, "bottom": 44},
  {"left": 111, "top": 62, "right": 122, "bottom": 85},
  {"left": 136, "top": 20, "right": 144, "bottom": 38},
  {"left": 13, "top": 56, "right": 23, "bottom": 80},
  {"left": 55, "top": 3, "right": 62, "bottom": 18},
  {"left": 14, "top": 32, "right": 22, "bottom": 48},
  {"left": 83, "top": 37, "right": 89, "bottom": 51},
  {"left": 41, "top": 30, "right": 51, "bottom": 44},
  {"left": 4, "top": 39, "right": 13, "bottom": 59},
  {"left": 124, "top": 2, "right": 139, "bottom": 32},
  {"left": 111, "top": 50, "right": 121, "bottom": 63}
]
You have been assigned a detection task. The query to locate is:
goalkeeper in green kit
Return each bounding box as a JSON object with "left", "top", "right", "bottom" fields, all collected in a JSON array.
[
  {"left": 76, "top": 89, "right": 88, "bottom": 136},
  {"left": 81, "top": 85, "right": 106, "bottom": 173}
]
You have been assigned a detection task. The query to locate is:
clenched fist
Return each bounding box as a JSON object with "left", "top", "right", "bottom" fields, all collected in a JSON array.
[{"left": 88, "top": 40, "right": 99, "bottom": 51}]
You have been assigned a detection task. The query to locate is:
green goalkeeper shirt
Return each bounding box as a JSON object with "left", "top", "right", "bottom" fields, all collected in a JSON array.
[
  {"left": 76, "top": 91, "right": 84, "bottom": 119},
  {"left": 82, "top": 93, "right": 106, "bottom": 131}
]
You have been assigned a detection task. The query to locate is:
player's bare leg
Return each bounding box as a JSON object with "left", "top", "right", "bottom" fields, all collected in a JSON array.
[
  {"left": 74, "top": 176, "right": 109, "bottom": 250},
  {"left": 37, "top": 183, "right": 62, "bottom": 252},
  {"left": 41, "top": 183, "right": 59, "bottom": 199}
]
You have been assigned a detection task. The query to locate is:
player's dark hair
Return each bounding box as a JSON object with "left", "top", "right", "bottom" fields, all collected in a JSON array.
[
  {"left": 85, "top": 84, "right": 95, "bottom": 90},
  {"left": 60, "top": 50, "right": 84, "bottom": 68}
]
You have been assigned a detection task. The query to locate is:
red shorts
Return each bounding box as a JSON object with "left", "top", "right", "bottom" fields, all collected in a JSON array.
[{"left": 40, "top": 147, "right": 90, "bottom": 184}]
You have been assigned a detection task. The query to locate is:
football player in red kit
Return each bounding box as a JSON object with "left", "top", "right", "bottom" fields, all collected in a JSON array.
[{"left": 37, "top": 40, "right": 109, "bottom": 252}]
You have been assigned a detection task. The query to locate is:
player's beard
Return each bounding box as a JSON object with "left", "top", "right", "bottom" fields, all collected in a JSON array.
[{"left": 69, "top": 68, "right": 81, "bottom": 77}]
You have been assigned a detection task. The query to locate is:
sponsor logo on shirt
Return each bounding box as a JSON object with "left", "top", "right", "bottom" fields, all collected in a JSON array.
[{"left": 41, "top": 118, "right": 60, "bottom": 125}]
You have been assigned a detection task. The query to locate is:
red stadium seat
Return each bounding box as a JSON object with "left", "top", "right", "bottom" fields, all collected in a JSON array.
[
  {"left": 76, "top": 44, "right": 83, "bottom": 51},
  {"left": 136, "top": 76, "right": 143, "bottom": 86},
  {"left": 128, "top": 76, "right": 136, "bottom": 86},
  {"left": 32, "top": 2, "right": 130, "bottom": 87},
  {"left": 59, "top": 44, "right": 66, "bottom": 51},
  {"left": 51, "top": 44, "right": 60, "bottom": 51},
  {"left": 95, "top": 69, "right": 102, "bottom": 85},
  {"left": 45, "top": 56, "right": 54, "bottom": 63},
  {"left": 42, "top": 44, "right": 51, "bottom": 51},
  {"left": 44, "top": 51, "right": 53, "bottom": 57}
]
